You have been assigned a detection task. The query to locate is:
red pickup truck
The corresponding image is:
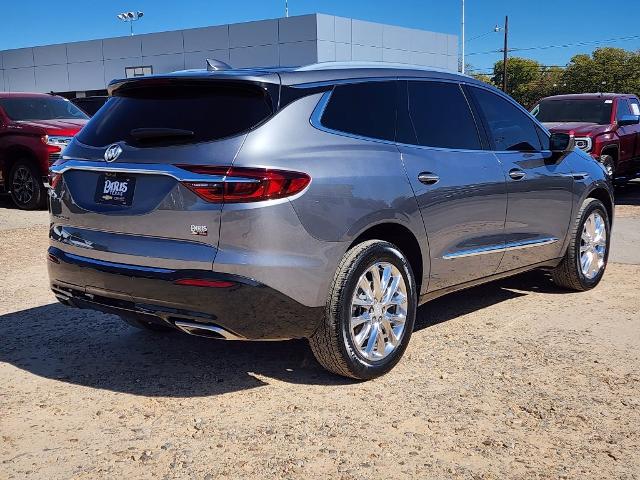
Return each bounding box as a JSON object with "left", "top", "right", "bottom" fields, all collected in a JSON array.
[
  {"left": 0, "top": 93, "right": 88, "bottom": 209},
  {"left": 532, "top": 93, "right": 640, "bottom": 182}
]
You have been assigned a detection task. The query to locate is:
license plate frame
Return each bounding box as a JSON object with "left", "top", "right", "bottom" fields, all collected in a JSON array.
[{"left": 94, "top": 172, "right": 136, "bottom": 206}]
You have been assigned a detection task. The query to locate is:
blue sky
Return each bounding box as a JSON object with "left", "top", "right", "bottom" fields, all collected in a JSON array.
[{"left": 3, "top": 0, "right": 640, "bottom": 72}]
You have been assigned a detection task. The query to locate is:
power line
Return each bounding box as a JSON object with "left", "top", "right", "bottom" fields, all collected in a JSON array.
[
  {"left": 469, "top": 61, "right": 640, "bottom": 74},
  {"left": 467, "top": 34, "right": 640, "bottom": 57}
]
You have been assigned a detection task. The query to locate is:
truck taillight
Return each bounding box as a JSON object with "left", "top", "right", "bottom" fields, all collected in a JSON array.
[{"left": 176, "top": 165, "right": 311, "bottom": 203}]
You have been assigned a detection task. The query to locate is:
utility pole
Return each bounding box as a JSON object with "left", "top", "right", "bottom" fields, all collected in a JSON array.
[
  {"left": 461, "top": 0, "right": 465, "bottom": 74},
  {"left": 502, "top": 15, "right": 509, "bottom": 93},
  {"left": 285, "top": 0, "right": 289, "bottom": 17}
]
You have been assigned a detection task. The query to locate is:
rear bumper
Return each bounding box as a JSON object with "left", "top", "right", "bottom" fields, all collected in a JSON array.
[{"left": 47, "top": 246, "right": 323, "bottom": 340}]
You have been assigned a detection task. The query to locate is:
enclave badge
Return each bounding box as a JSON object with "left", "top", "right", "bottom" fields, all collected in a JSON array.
[{"left": 104, "top": 144, "right": 123, "bottom": 163}]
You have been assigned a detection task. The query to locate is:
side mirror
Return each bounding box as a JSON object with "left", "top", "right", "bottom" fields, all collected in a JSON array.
[
  {"left": 550, "top": 132, "right": 574, "bottom": 153},
  {"left": 618, "top": 115, "right": 640, "bottom": 127}
]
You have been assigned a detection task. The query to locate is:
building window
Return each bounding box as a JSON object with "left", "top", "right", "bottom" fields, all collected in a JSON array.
[{"left": 125, "top": 66, "right": 153, "bottom": 78}]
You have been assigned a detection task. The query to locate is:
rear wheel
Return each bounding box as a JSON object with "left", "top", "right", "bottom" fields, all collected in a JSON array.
[
  {"left": 309, "top": 240, "right": 417, "bottom": 380},
  {"left": 9, "top": 159, "right": 46, "bottom": 210},
  {"left": 551, "top": 198, "right": 610, "bottom": 291}
]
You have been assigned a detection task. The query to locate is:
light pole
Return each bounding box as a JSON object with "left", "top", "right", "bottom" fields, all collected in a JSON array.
[
  {"left": 117, "top": 11, "right": 144, "bottom": 36},
  {"left": 461, "top": 0, "right": 465, "bottom": 74},
  {"left": 285, "top": 0, "right": 289, "bottom": 18},
  {"left": 502, "top": 15, "right": 509, "bottom": 93}
]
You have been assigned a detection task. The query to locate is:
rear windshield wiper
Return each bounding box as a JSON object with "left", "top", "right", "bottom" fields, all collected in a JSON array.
[{"left": 130, "top": 128, "right": 195, "bottom": 141}]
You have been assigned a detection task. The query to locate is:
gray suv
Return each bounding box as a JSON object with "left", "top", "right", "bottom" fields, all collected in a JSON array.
[{"left": 48, "top": 63, "right": 614, "bottom": 379}]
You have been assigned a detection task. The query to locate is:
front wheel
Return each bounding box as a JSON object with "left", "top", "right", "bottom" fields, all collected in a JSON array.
[
  {"left": 9, "top": 159, "right": 46, "bottom": 210},
  {"left": 551, "top": 198, "right": 610, "bottom": 291},
  {"left": 599, "top": 154, "right": 615, "bottom": 179},
  {"left": 309, "top": 240, "right": 417, "bottom": 380}
]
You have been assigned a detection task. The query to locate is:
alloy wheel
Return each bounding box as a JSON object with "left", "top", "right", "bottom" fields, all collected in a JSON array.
[
  {"left": 579, "top": 211, "right": 607, "bottom": 280},
  {"left": 11, "top": 166, "right": 36, "bottom": 206},
  {"left": 349, "top": 262, "right": 408, "bottom": 361}
]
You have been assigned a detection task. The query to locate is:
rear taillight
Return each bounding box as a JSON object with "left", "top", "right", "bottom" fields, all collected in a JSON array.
[
  {"left": 176, "top": 165, "right": 311, "bottom": 203},
  {"left": 48, "top": 159, "right": 67, "bottom": 189},
  {"left": 49, "top": 173, "right": 63, "bottom": 189}
]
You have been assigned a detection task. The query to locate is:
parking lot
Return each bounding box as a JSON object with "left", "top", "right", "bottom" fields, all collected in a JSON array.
[{"left": 1, "top": 183, "right": 639, "bottom": 479}]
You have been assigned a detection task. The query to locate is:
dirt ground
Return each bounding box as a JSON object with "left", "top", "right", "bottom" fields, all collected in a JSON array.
[{"left": 1, "top": 186, "right": 639, "bottom": 480}]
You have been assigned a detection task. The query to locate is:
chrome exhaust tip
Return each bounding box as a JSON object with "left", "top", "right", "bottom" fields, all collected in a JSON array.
[{"left": 173, "top": 320, "right": 244, "bottom": 341}]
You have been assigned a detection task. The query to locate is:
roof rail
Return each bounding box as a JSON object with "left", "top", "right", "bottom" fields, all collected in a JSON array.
[{"left": 296, "top": 61, "right": 459, "bottom": 74}]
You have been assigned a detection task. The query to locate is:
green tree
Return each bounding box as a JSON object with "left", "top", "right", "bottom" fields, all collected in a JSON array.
[
  {"left": 470, "top": 72, "right": 494, "bottom": 85},
  {"left": 473, "top": 48, "right": 640, "bottom": 109},
  {"left": 491, "top": 57, "right": 545, "bottom": 107},
  {"left": 563, "top": 48, "right": 640, "bottom": 96}
]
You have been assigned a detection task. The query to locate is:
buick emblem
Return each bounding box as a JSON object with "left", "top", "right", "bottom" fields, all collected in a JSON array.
[{"left": 104, "top": 144, "right": 123, "bottom": 163}]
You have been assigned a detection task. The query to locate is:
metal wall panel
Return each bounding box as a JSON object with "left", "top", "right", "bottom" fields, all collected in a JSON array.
[{"left": 0, "top": 14, "right": 457, "bottom": 93}]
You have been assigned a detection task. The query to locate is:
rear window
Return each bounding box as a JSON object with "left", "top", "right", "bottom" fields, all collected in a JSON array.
[
  {"left": 76, "top": 82, "right": 274, "bottom": 147},
  {"left": 0, "top": 97, "right": 88, "bottom": 121},
  {"left": 320, "top": 82, "right": 396, "bottom": 142},
  {"left": 534, "top": 98, "right": 613, "bottom": 125}
]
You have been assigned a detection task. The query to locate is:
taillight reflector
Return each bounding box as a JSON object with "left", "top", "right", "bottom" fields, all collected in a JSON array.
[
  {"left": 174, "top": 278, "right": 235, "bottom": 288},
  {"left": 177, "top": 165, "right": 310, "bottom": 203}
]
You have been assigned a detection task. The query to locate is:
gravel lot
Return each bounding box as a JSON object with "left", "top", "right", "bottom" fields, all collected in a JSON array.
[{"left": 1, "top": 185, "right": 639, "bottom": 479}]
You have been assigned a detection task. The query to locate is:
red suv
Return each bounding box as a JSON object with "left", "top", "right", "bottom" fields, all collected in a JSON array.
[
  {"left": 532, "top": 93, "right": 640, "bottom": 181},
  {"left": 0, "top": 93, "right": 88, "bottom": 209}
]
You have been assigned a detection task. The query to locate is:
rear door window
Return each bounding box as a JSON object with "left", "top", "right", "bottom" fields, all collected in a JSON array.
[
  {"left": 470, "top": 87, "right": 542, "bottom": 152},
  {"left": 320, "top": 81, "right": 396, "bottom": 142},
  {"left": 398, "top": 81, "right": 481, "bottom": 150},
  {"left": 76, "top": 82, "right": 274, "bottom": 147}
]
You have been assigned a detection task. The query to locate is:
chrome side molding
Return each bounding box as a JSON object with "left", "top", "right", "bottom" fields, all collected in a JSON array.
[{"left": 443, "top": 237, "right": 558, "bottom": 260}]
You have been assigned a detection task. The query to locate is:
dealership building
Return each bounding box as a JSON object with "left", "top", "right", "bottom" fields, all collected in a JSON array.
[{"left": 0, "top": 13, "right": 458, "bottom": 98}]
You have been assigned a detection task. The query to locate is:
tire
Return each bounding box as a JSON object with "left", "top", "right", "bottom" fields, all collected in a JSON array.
[
  {"left": 599, "top": 154, "right": 615, "bottom": 179},
  {"left": 551, "top": 198, "right": 610, "bottom": 291},
  {"left": 9, "top": 159, "right": 46, "bottom": 210},
  {"left": 120, "top": 315, "right": 175, "bottom": 332},
  {"left": 309, "top": 240, "right": 417, "bottom": 380}
]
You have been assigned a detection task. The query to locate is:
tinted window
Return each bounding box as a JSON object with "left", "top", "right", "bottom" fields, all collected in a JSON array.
[
  {"left": 535, "top": 98, "right": 612, "bottom": 125},
  {"left": 472, "top": 87, "right": 541, "bottom": 151},
  {"left": 321, "top": 82, "right": 396, "bottom": 141},
  {"left": 536, "top": 126, "right": 550, "bottom": 151},
  {"left": 399, "top": 81, "right": 481, "bottom": 150},
  {"left": 616, "top": 98, "right": 631, "bottom": 119},
  {"left": 72, "top": 97, "right": 108, "bottom": 117},
  {"left": 0, "top": 97, "right": 88, "bottom": 121},
  {"left": 77, "top": 82, "right": 274, "bottom": 147}
]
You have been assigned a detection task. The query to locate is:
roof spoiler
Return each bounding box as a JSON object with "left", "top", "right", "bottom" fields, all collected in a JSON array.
[{"left": 206, "top": 59, "right": 232, "bottom": 71}]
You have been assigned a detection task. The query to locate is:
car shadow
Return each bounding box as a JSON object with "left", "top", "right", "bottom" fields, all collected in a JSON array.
[
  {"left": 0, "top": 270, "right": 566, "bottom": 397},
  {"left": 414, "top": 269, "right": 564, "bottom": 331},
  {"left": 615, "top": 179, "right": 640, "bottom": 206}
]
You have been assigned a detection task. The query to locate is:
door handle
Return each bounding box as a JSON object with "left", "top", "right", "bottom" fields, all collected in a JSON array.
[
  {"left": 508, "top": 169, "right": 526, "bottom": 180},
  {"left": 418, "top": 172, "right": 440, "bottom": 185}
]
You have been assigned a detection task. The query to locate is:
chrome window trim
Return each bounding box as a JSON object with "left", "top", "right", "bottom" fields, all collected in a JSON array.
[{"left": 443, "top": 237, "right": 558, "bottom": 260}]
